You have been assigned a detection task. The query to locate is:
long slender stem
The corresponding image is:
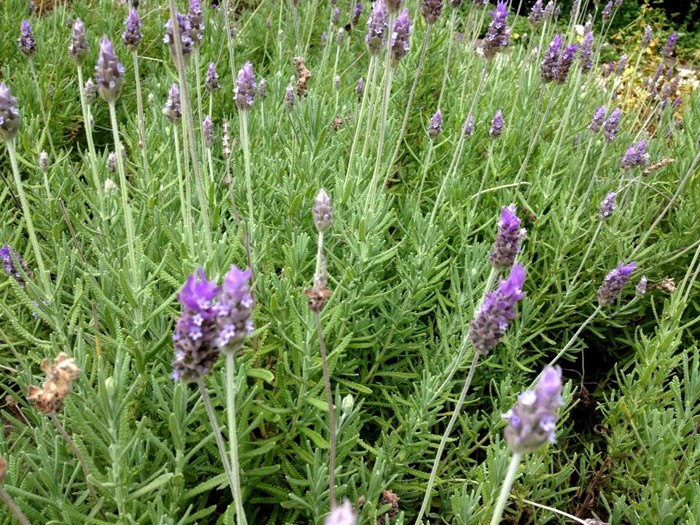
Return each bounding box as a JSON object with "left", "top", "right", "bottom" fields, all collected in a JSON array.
[
  {"left": 239, "top": 111, "right": 255, "bottom": 277},
  {"left": 225, "top": 352, "right": 248, "bottom": 525},
  {"left": 173, "top": 124, "right": 194, "bottom": 252},
  {"left": 366, "top": 66, "right": 394, "bottom": 213},
  {"left": 132, "top": 51, "right": 150, "bottom": 186},
  {"left": 76, "top": 65, "right": 103, "bottom": 213},
  {"left": 28, "top": 59, "right": 56, "bottom": 156},
  {"left": 314, "top": 310, "right": 336, "bottom": 508},
  {"left": 346, "top": 56, "right": 377, "bottom": 183},
  {"left": 541, "top": 305, "right": 603, "bottom": 375},
  {"left": 570, "top": 221, "right": 604, "bottom": 288},
  {"left": 0, "top": 486, "right": 31, "bottom": 525},
  {"left": 108, "top": 102, "right": 138, "bottom": 285},
  {"left": 197, "top": 379, "right": 236, "bottom": 500},
  {"left": 194, "top": 50, "right": 205, "bottom": 157},
  {"left": 489, "top": 452, "right": 523, "bottom": 525}
]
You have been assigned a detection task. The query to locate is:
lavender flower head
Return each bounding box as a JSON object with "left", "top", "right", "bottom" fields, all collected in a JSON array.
[
  {"left": 540, "top": 34, "right": 562, "bottom": 82},
  {"left": 602, "top": 1, "right": 612, "bottom": 20},
  {"left": 332, "top": 6, "right": 341, "bottom": 24},
  {"left": 615, "top": 0, "right": 622, "bottom": 6},
  {"left": 588, "top": 105, "right": 606, "bottom": 133},
  {"left": 543, "top": 0, "right": 556, "bottom": 20},
  {"left": 554, "top": 43, "right": 578, "bottom": 84},
  {"left": 313, "top": 189, "right": 333, "bottom": 232},
  {"left": 234, "top": 61, "right": 257, "bottom": 110},
  {"left": 258, "top": 78, "right": 267, "bottom": 99},
  {"left": 355, "top": 77, "right": 365, "bottom": 102},
  {"left": 84, "top": 77, "right": 97, "bottom": 104},
  {"left": 205, "top": 62, "right": 220, "bottom": 93},
  {"left": 390, "top": 9, "right": 411, "bottom": 65},
  {"left": 421, "top": 0, "right": 443, "bottom": 24},
  {"left": 123, "top": 9, "right": 142, "bottom": 51},
  {"left": 1, "top": 245, "right": 32, "bottom": 287},
  {"left": 641, "top": 26, "right": 653, "bottom": 48},
  {"left": 615, "top": 54, "right": 627, "bottom": 76},
  {"left": 352, "top": 2, "right": 363, "bottom": 27},
  {"left": 620, "top": 139, "right": 649, "bottom": 170},
  {"left": 19, "top": 20, "right": 37, "bottom": 57},
  {"left": 164, "top": 12, "right": 193, "bottom": 60},
  {"left": 428, "top": 109, "right": 442, "bottom": 140},
  {"left": 462, "top": 113, "right": 474, "bottom": 136},
  {"left": 636, "top": 276, "right": 648, "bottom": 296},
  {"left": 489, "top": 109, "right": 504, "bottom": 138},
  {"left": 172, "top": 269, "right": 222, "bottom": 382},
  {"left": 325, "top": 500, "right": 356, "bottom": 525},
  {"left": 469, "top": 264, "right": 527, "bottom": 356},
  {"left": 598, "top": 262, "right": 636, "bottom": 305},
  {"left": 599, "top": 191, "right": 617, "bottom": 219},
  {"left": 39, "top": 151, "right": 49, "bottom": 171},
  {"left": 579, "top": 30, "right": 594, "bottom": 72},
  {"left": 285, "top": 83, "right": 295, "bottom": 108},
  {"left": 188, "top": 0, "right": 205, "bottom": 47},
  {"left": 365, "top": 0, "right": 388, "bottom": 55},
  {"left": 203, "top": 115, "right": 214, "bottom": 148},
  {"left": 213, "top": 266, "right": 254, "bottom": 352},
  {"left": 0, "top": 83, "right": 21, "bottom": 141},
  {"left": 95, "top": 37, "right": 125, "bottom": 103},
  {"left": 603, "top": 108, "right": 622, "bottom": 142},
  {"left": 504, "top": 366, "right": 563, "bottom": 454},
  {"left": 69, "top": 18, "right": 89, "bottom": 64},
  {"left": 661, "top": 32, "right": 677, "bottom": 58},
  {"left": 163, "top": 84, "right": 182, "bottom": 123},
  {"left": 528, "top": 0, "right": 543, "bottom": 27},
  {"left": 490, "top": 204, "right": 526, "bottom": 270},
  {"left": 482, "top": 1, "right": 509, "bottom": 60}
]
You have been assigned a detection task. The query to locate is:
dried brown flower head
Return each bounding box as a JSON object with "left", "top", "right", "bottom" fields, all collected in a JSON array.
[
  {"left": 652, "top": 277, "right": 676, "bottom": 294},
  {"left": 643, "top": 157, "right": 674, "bottom": 176},
  {"left": 294, "top": 56, "right": 311, "bottom": 98},
  {"left": 380, "top": 490, "right": 400, "bottom": 522},
  {"left": 27, "top": 352, "right": 81, "bottom": 414}
]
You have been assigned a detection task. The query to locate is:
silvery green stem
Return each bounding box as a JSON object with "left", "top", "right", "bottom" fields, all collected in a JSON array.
[
  {"left": 76, "top": 65, "right": 103, "bottom": 213},
  {"left": 222, "top": 0, "right": 237, "bottom": 80},
  {"left": 566, "top": 134, "right": 594, "bottom": 211},
  {"left": 206, "top": 146, "right": 214, "bottom": 190},
  {"left": 360, "top": 56, "right": 382, "bottom": 160},
  {"left": 346, "top": 56, "right": 377, "bottom": 186},
  {"left": 291, "top": 0, "right": 301, "bottom": 55},
  {"left": 303, "top": 0, "right": 321, "bottom": 56},
  {"left": 623, "top": 48, "right": 644, "bottom": 106},
  {"left": 513, "top": 87, "right": 555, "bottom": 191},
  {"left": 545, "top": 70, "right": 583, "bottom": 185},
  {"left": 314, "top": 310, "right": 336, "bottom": 508},
  {"left": 578, "top": 142, "right": 608, "bottom": 210},
  {"left": 415, "top": 138, "right": 435, "bottom": 207},
  {"left": 570, "top": 221, "right": 604, "bottom": 288},
  {"left": 197, "top": 379, "right": 237, "bottom": 501},
  {"left": 28, "top": 59, "right": 55, "bottom": 156},
  {"left": 194, "top": 50, "right": 205, "bottom": 157},
  {"left": 437, "top": 10, "right": 458, "bottom": 111},
  {"left": 225, "top": 351, "right": 248, "bottom": 525},
  {"left": 6, "top": 140, "right": 50, "bottom": 296},
  {"left": 366, "top": 66, "right": 394, "bottom": 213},
  {"left": 489, "top": 452, "right": 523, "bottom": 525},
  {"left": 521, "top": 498, "right": 591, "bottom": 524},
  {"left": 173, "top": 124, "right": 194, "bottom": 252},
  {"left": 108, "top": 101, "right": 138, "bottom": 285},
  {"left": 541, "top": 305, "right": 603, "bottom": 376},
  {"left": 239, "top": 110, "right": 255, "bottom": 278},
  {"left": 0, "top": 486, "right": 30, "bottom": 525},
  {"left": 132, "top": 51, "right": 150, "bottom": 185},
  {"left": 320, "top": 9, "right": 335, "bottom": 75}
]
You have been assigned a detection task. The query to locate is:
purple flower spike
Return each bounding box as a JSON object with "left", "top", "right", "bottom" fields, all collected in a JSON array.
[
  {"left": 588, "top": 105, "right": 606, "bottom": 133},
  {"left": 603, "top": 108, "right": 622, "bottom": 142},
  {"left": 188, "top": 0, "right": 205, "bottom": 47},
  {"left": 615, "top": 0, "right": 622, "bottom": 6},
  {"left": 554, "top": 44, "right": 578, "bottom": 83},
  {"left": 615, "top": 54, "right": 627, "bottom": 76},
  {"left": 0, "top": 83, "right": 21, "bottom": 141},
  {"left": 636, "top": 276, "right": 647, "bottom": 296},
  {"left": 620, "top": 139, "right": 649, "bottom": 170},
  {"left": 95, "top": 37, "right": 126, "bottom": 103},
  {"left": 234, "top": 61, "right": 257, "bottom": 111},
  {"left": 543, "top": 0, "right": 556, "bottom": 20},
  {"left": 123, "top": 8, "right": 142, "bottom": 51},
  {"left": 469, "top": 264, "right": 527, "bottom": 356},
  {"left": 421, "top": 0, "right": 443, "bottom": 24},
  {"left": 579, "top": 30, "right": 594, "bottom": 72},
  {"left": 69, "top": 18, "right": 89, "bottom": 64},
  {"left": 599, "top": 191, "right": 617, "bottom": 219},
  {"left": 504, "top": 366, "right": 563, "bottom": 454},
  {"left": 163, "top": 84, "right": 182, "bottom": 123},
  {"left": 602, "top": 1, "right": 612, "bottom": 20},
  {"left": 661, "top": 32, "right": 677, "bottom": 58},
  {"left": 489, "top": 109, "right": 504, "bottom": 138},
  {"left": 529, "top": 0, "right": 544, "bottom": 27},
  {"left": 390, "top": 8, "right": 411, "bottom": 65},
  {"left": 355, "top": 77, "right": 365, "bottom": 102},
  {"left": 285, "top": 83, "right": 295, "bottom": 109},
  {"left": 332, "top": 6, "right": 341, "bottom": 24},
  {"left": 203, "top": 115, "right": 214, "bottom": 148},
  {"left": 641, "top": 26, "right": 652, "bottom": 48},
  {"left": 19, "top": 20, "right": 37, "bottom": 57},
  {"left": 214, "top": 266, "right": 254, "bottom": 352},
  {"left": 352, "top": 3, "right": 363, "bottom": 27},
  {"left": 598, "top": 262, "right": 636, "bottom": 306},
  {"left": 1, "top": 245, "right": 32, "bottom": 287},
  {"left": 428, "top": 109, "right": 442, "bottom": 140},
  {"left": 164, "top": 12, "right": 193, "bottom": 60},
  {"left": 206, "top": 62, "right": 220, "bottom": 93},
  {"left": 172, "top": 269, "right": 222, "bottom": 382},
  {"left": 482, "top": 1, "right": 509, "bottom": 60},
  {"left": 325, "top": 500, "right": 356, "bottom": 525},
  {"left": 540, "top": 34, "right": 562, "bottom": 82},
  {"left": 313, "top": 189, "right": 333, "bottom": 232},
  {"left": 365, "top": 0, "right": 388, "bottom": 55},
  {"left": 462, "top": 113, "right": 474, "bottom": 136},
  {"left": 490, "top": 204, "right": 526, "bottom": 270}
]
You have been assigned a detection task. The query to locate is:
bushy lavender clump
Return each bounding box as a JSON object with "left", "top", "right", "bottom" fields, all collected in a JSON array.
[
  {"left": 620, "top": 139, "right": 649, "bottom": 170},
  {"left": 163, "top": 84, "right": 182, "bottom": 123},
  {"left": 365, "top": 0, "right": 388, "bottom": 54},
  {"left": 482, "top": 2, "right": 509, "bottom": 60},
  {"left": 528, "top": 0, "right": 544, "bottom": 28},
  {"left": 172, "top": 269, "right": 222, "bottom": 382},
  {"left": 602, "top": 1, "right": 612, "bottom": 20},
  {"left": 588, "top": 105, "right": 606, "bottom": 133},
  {"left": 205, "top": 62, "right": 220, "bottom": 93},
  {"left": 95, "top": 37, "right": 126, "bottom": 103},
  {"left": 0, "top": 83, "right": 21, "bottom": 141},
  {"left": 390, "top": 9, "right": 411, "bottom": 65},
  {"left": 1, "top": 245, "right": 31, "bottom": 287},
  {"left": 462, "top": 113, "right": 474, "bottom": 136},
  {"left": 164, "top": 12, "right": 193, "bottom": 60},
  {"left": 598, "top": 262, "right": 636, "bottom": 306},
  {"left": 641, "top": 26, "right": 653, "bottom": 48},
  {"left": 203, "top": 115, "right": 214, "bottom": 148},
  {"left": 325, "top": 500, "right": 356, "bottom": 525},
  {"left": 490, "top": 109, "right": 504, "bottom": 138},
  {"left": 213, "top": 266, "right": 254, "bottom": 352},
  {"left": 579, "top": 29, "right": 594, "bottom": 72},
  {"left": 234, "top": 62, "right": 256, "bottom": 110},
  {"left": 489, "top": 204, "right": 526, "bottom": 270},
  {"left": 188, "top": 0, "right": 205, "bottom": 47},
  {"left": 661, "top": 32, "right": 677, "bottom": 58},
  {"left": 123, "top": 8, "right": 142, "bottom": 51},
  {"left": 599, "top": 192, "right": 617, "bottom": 219},
  {"left": 19, "top": 20, "right": 37, "bottom": 57},
  {"left": 69, "top": 18, "right": 89, "bottom": 64},
  {"left": 504, "top": 366, "right": 563, "bottom": 454},
  {"left": 603, "top": 108, "right": 622, "bottom": 142},
  {"left": 540, "top": 34, "right": 562, "bottom": 82},
  {"left": 428, "top": 110, "right": 442, "bottom": 140},
  {"left": 468, "top": 264, "right": 527, "bottom": 356},
  {"left": 421, "top": 0, "right": 443, "bottom": 24}
]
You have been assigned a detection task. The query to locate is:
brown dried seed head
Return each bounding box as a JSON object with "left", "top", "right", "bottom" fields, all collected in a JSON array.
[
  {"left": 27, "top": 353, "right": 81, "bottom": 415},
  {"left": 294, "top": 56, "right": 311, "bottom": 97}
]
